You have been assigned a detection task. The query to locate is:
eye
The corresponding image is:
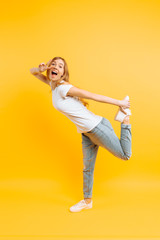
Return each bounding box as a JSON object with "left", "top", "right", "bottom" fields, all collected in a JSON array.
[
  {"left": 52, "top": 63, "right": 55, "bottom": 65},
  {"left": 59, "top": 66, "right": 62, "bottom": 68}
]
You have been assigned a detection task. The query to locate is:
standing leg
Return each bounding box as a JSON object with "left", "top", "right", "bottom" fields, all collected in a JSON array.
[{"left": 81, "top": 133, "right": 99, "bottom": 200}]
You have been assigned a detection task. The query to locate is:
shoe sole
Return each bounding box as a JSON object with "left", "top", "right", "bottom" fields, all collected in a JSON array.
[{"left": 69, "top": 205, "right": 92, "bottom": 213}]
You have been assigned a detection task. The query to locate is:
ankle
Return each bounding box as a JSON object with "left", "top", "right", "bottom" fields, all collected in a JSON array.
[
  {"left": 122, "top": 115, "right": 130, "bottom": 124},
  {"left": 84, "top": 198, "right": 92, "bottom": 204}
]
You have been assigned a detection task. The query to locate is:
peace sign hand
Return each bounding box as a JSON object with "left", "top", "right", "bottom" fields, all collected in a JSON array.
[{"left": 38, "top": 59, "right": 53, "bottom": 73}]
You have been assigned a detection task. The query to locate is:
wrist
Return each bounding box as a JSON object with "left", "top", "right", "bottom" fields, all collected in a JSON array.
[
  {"left": 30, "top": 67, "right": 41, "bottom": 75},
  {"left": 34, "top": 67, "right": 41, "bottom": 74},
  {"left": 37, "top": 67, "right": 42, "bottom": 73},
  {"left": 117, "top": 100, "right": 121, "bottom": 107}
]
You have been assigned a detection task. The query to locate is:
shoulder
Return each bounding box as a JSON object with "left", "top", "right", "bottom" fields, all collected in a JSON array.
[
  {"left": 58, "top": 82, "right": 74, "bottom": 98},
  {"left": 61, "top": 82, "right": 72, "bottom": 85}
]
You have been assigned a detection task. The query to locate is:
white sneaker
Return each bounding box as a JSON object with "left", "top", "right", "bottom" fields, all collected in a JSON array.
[
  {"left": 114, "top": 96, "right": 131, "bottom": 122},
  {"left": 69, "top": 199, "right": 93, "bottom": 212}
]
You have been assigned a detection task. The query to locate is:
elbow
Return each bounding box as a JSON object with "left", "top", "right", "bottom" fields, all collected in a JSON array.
[
  {"left": 30, "top": 68, "right": 38, "bottom": 75},
  {"left": 30, "top": 68, "right": 34, "bottom": 74},
  {"left": 82, "top": 92, "right": 97, "bottom": 101},
  {"left": 90, "top": 93, "right": 101, "bottom": 102}
]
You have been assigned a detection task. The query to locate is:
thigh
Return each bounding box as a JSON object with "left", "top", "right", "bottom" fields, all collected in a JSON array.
[
  {"left": 81, "top": 133, "right": 99, "bottom": 167},
  {"left": 84, "top": 118, "right": 124, "bottom": 157},
  {"left": 81, "top": 132, "right": 98, "bottom": 157}
]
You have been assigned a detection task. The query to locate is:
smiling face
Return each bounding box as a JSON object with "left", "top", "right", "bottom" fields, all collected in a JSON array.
[{"left": 49, "top": 59, "right": 65, "bottom": 82}]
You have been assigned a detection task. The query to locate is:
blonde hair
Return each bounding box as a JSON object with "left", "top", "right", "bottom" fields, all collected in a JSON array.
[{"left": 46, "top": 57, "right": 89, "bottom": 108}]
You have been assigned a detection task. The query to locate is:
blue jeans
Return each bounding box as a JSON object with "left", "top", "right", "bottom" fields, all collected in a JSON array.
[{"left": 81, "top": 117, "right": 132, "bottom": 198}]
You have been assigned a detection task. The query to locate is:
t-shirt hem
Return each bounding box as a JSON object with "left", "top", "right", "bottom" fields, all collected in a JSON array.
[{"left": 77, "top": 116, "right": 103, "bottom": 133}]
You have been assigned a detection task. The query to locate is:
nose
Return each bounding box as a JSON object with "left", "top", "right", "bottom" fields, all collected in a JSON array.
[{"left": 51, "top": 66, "right": 58, "bottom": 71}]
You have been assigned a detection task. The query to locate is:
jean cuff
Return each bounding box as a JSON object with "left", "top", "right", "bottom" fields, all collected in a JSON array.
[
  {"left": 84, "top": 195, "right": 92, "bottom": 198},
  {"left": 121, "top": 123, "right": 131, "bottom": 129}
]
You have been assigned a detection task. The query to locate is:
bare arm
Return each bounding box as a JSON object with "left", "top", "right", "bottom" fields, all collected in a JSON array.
[
  {"left": 30, "top": 67, "right": 50, "bottom": 85},
  {"left": 91, "top": 92, "right": 120, "bottom": 106},
  {"left": 67, "top": 86, "right": 120, "bottom": 106}
]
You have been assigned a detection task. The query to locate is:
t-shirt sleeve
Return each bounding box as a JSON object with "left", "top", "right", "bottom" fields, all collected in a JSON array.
[{"left": 59, "top": 84, "right": 73, "bottom": 98}]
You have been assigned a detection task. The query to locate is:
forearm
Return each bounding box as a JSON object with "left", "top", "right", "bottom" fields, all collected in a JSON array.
[
  {"left": 92, "top": 93, "right": 120, "bottom": 107},
  {"left": 30, "top": 67, "right": 48, "bottom": 82},
  {"left": 30, "top": 67, "right": 41, "bottom": 75}
]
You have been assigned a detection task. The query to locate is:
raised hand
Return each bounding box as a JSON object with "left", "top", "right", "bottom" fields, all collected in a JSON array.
[{"left": 38, "top": 59, "right": 54, "bottom": 73}]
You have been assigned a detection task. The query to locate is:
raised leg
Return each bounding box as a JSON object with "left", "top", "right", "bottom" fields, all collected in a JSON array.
[{"left": 84, "top": 117, "right": 132, "bottom": 161}]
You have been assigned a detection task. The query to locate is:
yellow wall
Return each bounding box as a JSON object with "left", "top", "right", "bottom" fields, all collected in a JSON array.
[{"left": 1, "top": 0, "right": 160, "bottom": 238}]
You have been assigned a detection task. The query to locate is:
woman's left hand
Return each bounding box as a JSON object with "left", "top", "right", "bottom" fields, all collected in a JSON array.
[{"left": 119, "top": 99, "right": 131, "bottom": 114}]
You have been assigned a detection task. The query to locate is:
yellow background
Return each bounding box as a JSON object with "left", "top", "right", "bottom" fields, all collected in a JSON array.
[{"left": 1, "top": 0, "right": 160, "bottom": 239}]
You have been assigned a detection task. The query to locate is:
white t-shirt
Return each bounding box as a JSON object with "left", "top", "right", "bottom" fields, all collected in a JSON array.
[{"left": 50, "top": 80, "right": 103, "bottom": 133}]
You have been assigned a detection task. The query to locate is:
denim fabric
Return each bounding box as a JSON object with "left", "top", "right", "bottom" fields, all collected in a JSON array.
[{"left": 81, "top": 117, "right": 132, "bottom": 198}]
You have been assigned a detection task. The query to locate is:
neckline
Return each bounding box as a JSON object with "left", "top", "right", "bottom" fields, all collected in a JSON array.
[{"left": 50, "top": 80, "right": 64, "bottom": 91}]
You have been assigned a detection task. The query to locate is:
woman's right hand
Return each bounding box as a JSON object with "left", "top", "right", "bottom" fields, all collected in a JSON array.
[{"left": 38, "top": 59, "right": 53, "bottom": 73}]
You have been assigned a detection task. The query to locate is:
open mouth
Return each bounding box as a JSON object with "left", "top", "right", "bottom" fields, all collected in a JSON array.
[{"left": 51, "top": 71, "right": 58, "bottom": 75}]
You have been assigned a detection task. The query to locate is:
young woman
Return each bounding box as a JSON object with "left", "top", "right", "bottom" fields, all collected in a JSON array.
[{"left": 30, "top": 57, "right": 132, "bottom": 213}]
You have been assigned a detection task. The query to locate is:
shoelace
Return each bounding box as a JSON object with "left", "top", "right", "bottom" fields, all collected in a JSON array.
[{"left": 74, "top": 200, "right": 86, "bottom": 207}]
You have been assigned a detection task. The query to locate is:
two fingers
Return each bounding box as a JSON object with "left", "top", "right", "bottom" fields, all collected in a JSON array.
[{"left": 39, "top": 59, "right": 53, "bottom": 70}]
